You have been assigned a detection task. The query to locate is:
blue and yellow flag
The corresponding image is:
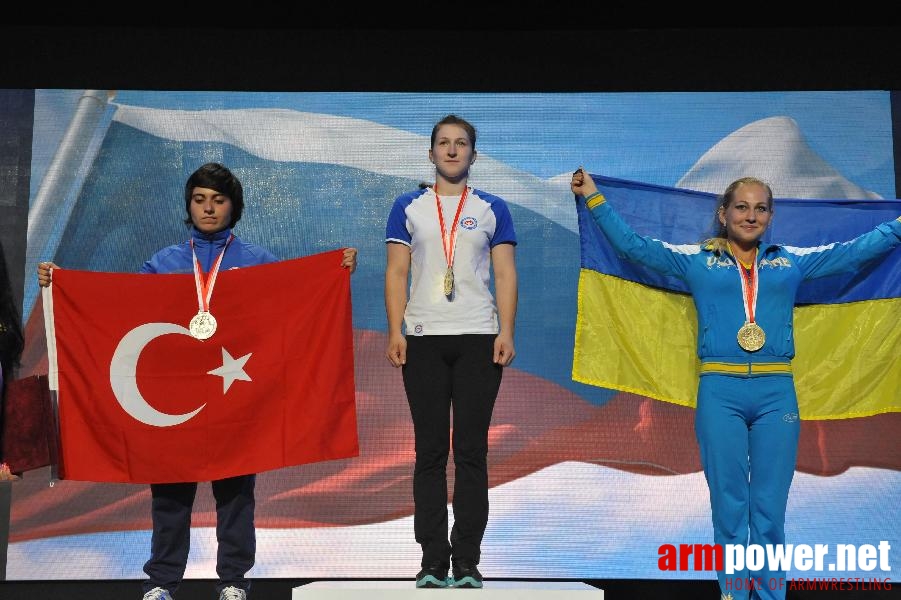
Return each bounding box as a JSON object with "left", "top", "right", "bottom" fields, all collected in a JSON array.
[{"left": 573, "top": 175, "right": 901, "bottom": 419}]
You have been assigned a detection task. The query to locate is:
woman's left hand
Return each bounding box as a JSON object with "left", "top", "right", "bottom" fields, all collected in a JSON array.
[
  {"left": 493, "top": 332, "right": 515, "bottom": 366},
  {"left": 342, "top": 248, "right": 358, "bottom": 273}
]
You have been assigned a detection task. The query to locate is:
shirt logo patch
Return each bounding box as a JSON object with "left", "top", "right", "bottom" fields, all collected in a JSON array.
[
  {"left": 783, "top": 412, "right": 799, "bottom": 423},
  {"left": 460, "top": 216, "right": 478, "bottom": 230},
  {"left": 759, "top": 257, "right": 792, "bottom": 269},
  {"left": 706, "top": 256, "right": 735, "bottom": 269},
  {"left": 413, "top": 323, "right": 424, "bottom": 335}
]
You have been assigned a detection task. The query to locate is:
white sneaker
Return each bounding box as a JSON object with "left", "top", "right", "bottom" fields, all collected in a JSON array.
[
  {"left": 143, "top": 588, "right": 173, "bottom": 600},
  {"left": 219, "top": 586, "right": 247, "bottom": 600}
]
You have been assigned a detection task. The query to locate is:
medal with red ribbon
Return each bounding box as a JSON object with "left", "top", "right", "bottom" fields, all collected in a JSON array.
[
  {"left": 435, "top": 185, "right": 469, "bottom": 298},
  {"left": 729, "top": 242, "right": 765, "bottom": 352},
  {"left": 188, "top": 234, "right": 234, "bottom": 340}
]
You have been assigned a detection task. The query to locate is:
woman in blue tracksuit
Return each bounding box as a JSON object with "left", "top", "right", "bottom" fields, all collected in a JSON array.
[
  {"left": 38, "top": 163, "right": 358, "bottom": 600},
  {"left": 136, "top": 163, "right": 279, "bottom": 600},
  {"left": 571, "top": 169, "right": 901, "bottom": 600},
  {"left": 42, "top": 163, "right": 276, "bottom": 600}
]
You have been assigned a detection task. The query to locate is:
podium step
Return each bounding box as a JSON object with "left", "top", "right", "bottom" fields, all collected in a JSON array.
[{"left": 293, "top": 581, "right": 604, "bottom": 599}]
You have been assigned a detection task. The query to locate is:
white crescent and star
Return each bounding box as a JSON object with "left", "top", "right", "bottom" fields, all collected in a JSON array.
[{"left": 109, "top": 322, "right": 253, "bottom": 428}]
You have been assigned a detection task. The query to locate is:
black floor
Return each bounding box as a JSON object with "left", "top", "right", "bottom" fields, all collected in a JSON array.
[{"left": 0, "top": 579, "right": 896, "bottom": 600}]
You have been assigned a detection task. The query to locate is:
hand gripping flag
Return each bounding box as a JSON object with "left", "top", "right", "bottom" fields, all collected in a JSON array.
[
  {"left": 42, "top": 249, "right": 359, "bottom": 483},
  {"left": 573, "top": 175, "right": 901, "bottom": 420}
]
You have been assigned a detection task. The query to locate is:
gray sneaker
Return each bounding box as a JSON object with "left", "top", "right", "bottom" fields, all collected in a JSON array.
[
  {"left": 219, "top": 586, "right": 247, "bottom": 600},
  {"left": 143, "top": 588, "right": 173, "bottom": 600}
]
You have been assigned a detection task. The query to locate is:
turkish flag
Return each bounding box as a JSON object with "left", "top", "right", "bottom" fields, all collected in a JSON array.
[{"left": 42, "top": 249, "right": 359, "bottom": 483}]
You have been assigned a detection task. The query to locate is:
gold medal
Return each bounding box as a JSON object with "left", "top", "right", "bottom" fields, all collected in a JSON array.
[
  {"left": 443, "top": 267, "right": 454, "bottom": 297},
  {"left": 728, "top": 242, "right": 765, "bottom": 353},
  {"left": 189, "top": 310, "right": 217, "bottom": 340},
  {"left": 737, "top": 321, "right": 765, "bottom": 352},
  {"left": 435, "top": 185, "right": 468, "bottom": 303}
]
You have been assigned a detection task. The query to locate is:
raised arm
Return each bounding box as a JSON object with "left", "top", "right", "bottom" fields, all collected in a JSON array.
[
  {"left": 788, "top": 216, "right": 901, "bottom": 280},
  {"left": 571, "top": 168, "right": 694, "bottom": 279}
]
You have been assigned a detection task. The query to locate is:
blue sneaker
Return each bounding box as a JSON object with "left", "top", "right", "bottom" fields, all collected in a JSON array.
[
  {"left": 452, "top": 559, "right": 483, "bottom": 588},
  {"left": 142, "top": 587, "right": 174, "bottom": 600},
  {"left": 415, "top": 562, "right": 450, "bottom": 588}
]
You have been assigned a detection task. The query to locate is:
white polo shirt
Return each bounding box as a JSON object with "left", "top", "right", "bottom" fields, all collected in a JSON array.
[{"left": 385, "top": 186, "right": 517, "bottom": 336}]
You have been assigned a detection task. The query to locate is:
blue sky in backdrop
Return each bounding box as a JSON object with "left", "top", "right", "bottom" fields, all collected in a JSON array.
[{"left": 32, "top": 89, "right": 894, "bottom": 200}]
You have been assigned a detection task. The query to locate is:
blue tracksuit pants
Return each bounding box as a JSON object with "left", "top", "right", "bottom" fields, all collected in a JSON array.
[
  {"left": 142, "top": 474, "right": 256, "bottom": 596},
  {"left": 696, "top": 374, "right": 800, "bottom": 600}
]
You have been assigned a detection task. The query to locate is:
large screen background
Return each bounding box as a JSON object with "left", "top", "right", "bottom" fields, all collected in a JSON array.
[{"left": 8, "top": 89, "right": 900, "bottom": 581}]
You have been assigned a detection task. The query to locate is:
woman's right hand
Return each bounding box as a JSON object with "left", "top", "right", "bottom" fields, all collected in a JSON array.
[
  {"left": 571, "top": 166, "right": 599, "bottom": 198},
  {"left": 37, "top": 261, "right": 59, "bottom": 287},
  {"left": 385, "top": 332, "right": 407, "bottom": 368}
]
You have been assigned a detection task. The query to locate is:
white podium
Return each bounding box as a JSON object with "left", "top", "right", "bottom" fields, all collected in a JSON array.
[{"left": 292, "top": 580, "right": 604, "bottom": 599}]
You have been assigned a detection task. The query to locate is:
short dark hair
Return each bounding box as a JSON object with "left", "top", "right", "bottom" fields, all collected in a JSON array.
[
  {"left": 183, "top": 163, "right": 244, "bottom": 228},
  {"left": 430, "top": 114, "right": 477, "bottom": 149}
]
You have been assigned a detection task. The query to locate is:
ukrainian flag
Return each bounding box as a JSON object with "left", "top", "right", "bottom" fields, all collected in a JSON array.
[{"left": 573, "top": 175, "right": 901, "bottom": 419}]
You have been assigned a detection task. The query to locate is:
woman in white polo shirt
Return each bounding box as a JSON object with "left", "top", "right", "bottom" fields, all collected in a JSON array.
[{"left": 384, "top": 114, "right": 518, "bottom": 589}]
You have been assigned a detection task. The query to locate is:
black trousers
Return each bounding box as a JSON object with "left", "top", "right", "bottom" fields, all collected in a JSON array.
[
  {"left": 402, "top": 334, "right": 503, "bottom": 568},
  {"left": 142, "top": 474, "right": 256, "bottom": 595}
]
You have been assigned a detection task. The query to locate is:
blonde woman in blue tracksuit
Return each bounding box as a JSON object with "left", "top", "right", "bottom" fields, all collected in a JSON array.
[{"left": 571, "top": 169, "right": 901, "bottom": 600}]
